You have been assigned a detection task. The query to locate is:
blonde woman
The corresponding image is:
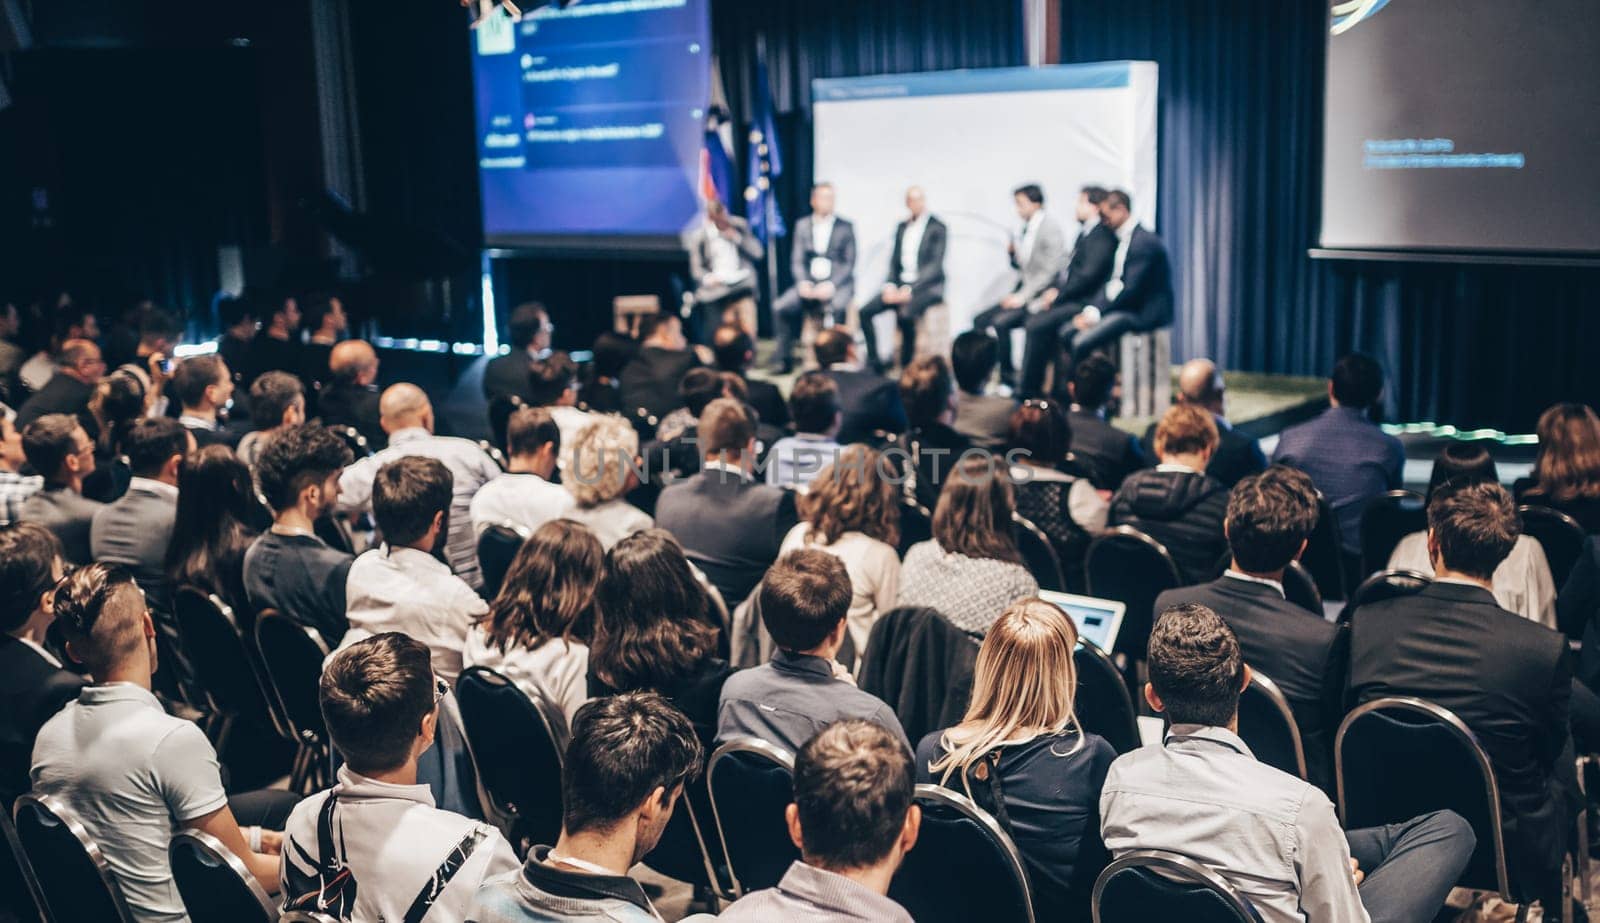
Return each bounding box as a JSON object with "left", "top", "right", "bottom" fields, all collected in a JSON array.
[
  {"left": 562, "top": 414, "right": 652, "bottom": 549},
  {"left": 916, "top": 598, "right": 1115, "bottom": 920}
]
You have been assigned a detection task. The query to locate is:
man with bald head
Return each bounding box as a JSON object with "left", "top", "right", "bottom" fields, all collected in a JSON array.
[
  {"left": 16, "top": 338, "right": 106, "bottom": 435},
  {"left": 1141, "top": 359, "right": 1266, "bottom": 488},
  {"left": 337, "top": 383, "right": 504, "bottom": 590},
  {"left": 858, "top": 186, "right": 948, "bottom": 373},
  {"left": 318, "top": 339, "right": 385, "bottom": 450}
]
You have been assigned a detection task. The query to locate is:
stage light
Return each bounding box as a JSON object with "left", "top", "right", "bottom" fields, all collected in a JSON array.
[{"left": 463, "top": 0, "right": 580, "bottom": 27}]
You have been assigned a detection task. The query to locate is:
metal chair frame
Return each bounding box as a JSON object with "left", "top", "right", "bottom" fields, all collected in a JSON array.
[
  {"left": 706, "top": 737, "right": 796, "bottom": 899},
  {"left": 1092, "top": 848, "right": 1262, "bottom": 923},
  {"left": 1012, "top": 511, "right": 1066, "bottom": 592},
  {"left": 1241, "top": 671, "right": 1308, "bottom": 781},
  {"left": 253, "top": 611, "right": 334, "bottom": 794},
  {"left": 904, "top": 784, "right": 1036, "bottom": 923},
  {"left": 168, "top": 828, "right": 276, "bottom": 922},
  {"left": 12, "top": 793, "right": 136, "bottom": 923}
]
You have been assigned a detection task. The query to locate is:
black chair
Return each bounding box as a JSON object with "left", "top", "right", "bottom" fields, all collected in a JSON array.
[
  {"left": 476, "top": 523, "right": 528, "bottom": 599},
  {"left": 1, "top": 808, "right": 46, "bottom": 923},
  {"left": 169, "top": 829, "right": 275, "bottom": 923},
  {"left": 1339, "top": 569, "right": 1430, "bottom": 624},
  {"left": 253, "top": 611, "right": 333, "bottom": 794},
  {"left": 327, "top": 425, "right": 371, "bottom": 459},
  {"left": 1281, "top": 560, "right": 1323, "bottom": 615},
  {"left": 455, "top": 666, "right": 568, "bottom": 855},
  {"left": 1085, "top": 526, "right": 1183, "bottom": 664},
  {"left": 1092, "top": 849, "right": 1262, "bottom": 923},
  {"left": 889, "top": 785, "right": 1035, "bottom": 923},
  {"left": 1013, "top": 512, "right": 1066, "bottom": 592},
  {"left": 898, "top": 499, "right": 933, "bottom": 557},
  {"left": 707, "top": 738, "right": 798, "bottom": 897},
  {"left": 1359, "top": 490, "right": 1427, "bottom": 579},
  {"left": 12, "top": 794, "right": 134, "bottom": 923},
  {"left": 1237, "top": 671, "right": 1307, "bottom": 781},
  {"left": 1301, "top": 492, "right": 1348, "bottom": 601},
  {"left": 172, "top": 587, "right": 290, "bottom": 759},
  {"left": 1519, "top": 504, "right": 1586, "bottom": 591},
  {"left": 1074, "top": 640, "right": 1141, "bottom": 755}
]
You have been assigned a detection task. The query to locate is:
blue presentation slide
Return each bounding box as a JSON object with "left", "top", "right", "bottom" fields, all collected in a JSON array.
[{"left": 471, "top": 0, "right": 710, "bottom": 245}]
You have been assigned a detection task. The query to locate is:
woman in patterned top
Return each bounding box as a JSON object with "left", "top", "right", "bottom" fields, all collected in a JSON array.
[{"left": 1007, "top": 399, "right": 1108, "bottom": 592}]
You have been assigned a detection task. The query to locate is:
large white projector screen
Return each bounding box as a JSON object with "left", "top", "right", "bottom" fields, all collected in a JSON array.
[{"left": 813, "top": 62, "right": 1158, "bottom": 333}]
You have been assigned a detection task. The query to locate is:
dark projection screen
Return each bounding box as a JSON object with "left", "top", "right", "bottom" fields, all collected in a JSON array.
[{"left": 1318, "top": 0, "right": 1600, "bottom": 260}]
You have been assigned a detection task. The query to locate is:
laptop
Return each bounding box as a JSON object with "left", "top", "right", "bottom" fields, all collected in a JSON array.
[{"left": 1037, "top": 590, "right": 1126, "bottom": 653}]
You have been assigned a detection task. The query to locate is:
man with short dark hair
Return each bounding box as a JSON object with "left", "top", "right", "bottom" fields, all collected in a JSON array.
[
  {"left": 320, "top": 339, "right": 385, "bottom": 450},
  {"left": 19, "top": 413, "right": 102, "bottom": 563},
  {"left": 215, "top": 295, "right": 258, "bottom": 380},
  {"left": 715, "top": 720, "right": 921, "bottom": 922},
  {"left": 815, "top": 327, "right": 907, "bottom": 446},
  {"left": 298, "top": 292, "right": 347, "bottom": 393},
  {"left": 1063, "top": 354, "right": 1144, "bottom": 489},
  {"left": 235, "top": 371, "right": 306, "bottom": 469},
  {"left": 245, "top": 423, "right": 356, "bottom": 645},
  {"left": 773, "top": 183, "right": 857, "bottom": 373},
  {"left": 1101, "top": 604, "right": 1474, "bottom": 923},
  {"left": 718, "top": 551, "right": 908, "bottom": 752},
  {"left": 1349, "top": 481, "right": 1574, "bottom": 910},
  {"left": 949, "top": 330, "right": 1017, "bottom": 451},
  {"left": 528, "top": 350, "right": 592, "bottom": 450},
  {"left": 1016, "top": 185, "right": 1119, "bottom": 398},
  {"left": 245, "top": 290, "right": 303, "bottom": 385},
  {"left": 1109, "top": 404, "right": 1229, "bottom": 583},
  {"left": 898, "top": 355, "right": 973, "bottom": 510},
  {"left": 0, "top": 411, "right": 43, "bottom": 524},
  {"left": 972, "top": 184, "right": 1068, "bottom": 385},
  {"left": 1271, "top": 352, "right": 1404, "bottom": 557},
  {"left": 1154, "top": 466, "right": 1343, "bottom": 790},
  {"left": 711, "top": 323, "right": 788, "bottom": 430},
  {"left": 470, "top": 406, "right": 572, "bottom": 536},
  {"left": 1054, "top": 189, "right": 1174, "bottom": 370},
  {"left": 172, "top": 354, "right": 236, "bottom": 447},
  {"left": 282, "top": 633, "right": 518, "bottom": 922},
  {"left": 620, "top": 313, "right": 701, "bottom": 422},
  {"left": 0, "top": 523, "right": 82, "bottom": 805},
  {"left": 469, "top": 692, "right": 703, "bottom": 922},
  {"left": 1140, "top": 359, "right": 1266, "bottom": 487},
  {"left": 90, "top": 417, "right": 194, "bottom": 615},
  {"left": 16, "top": 337, "right": 105, "bottom": 435},
  {"left": 765, "top": 372, "right": 842, "bottom": 488},
  {"left": 483, "top": 302, "right": 552, "bottom": 404}
]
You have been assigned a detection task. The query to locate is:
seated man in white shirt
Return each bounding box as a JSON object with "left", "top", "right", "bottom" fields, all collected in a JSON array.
[
  {"left": 282, "top": 633, "right": 518, "bottom": 922},
  {"left": 32, "top": 563, "right": 293, "bottom": 923},
  {"left": 470, "top": 406, "right": 573, "bottom": 537},
  {"left": 765, "top": 372, "right": 842, "bottom": 489},
  {"left": 528, "top": 352, "right": 593, "bottom": 454},
  {"left": 341, "top": 456, "right": 486, "bottom": 684},
  {"left": 1100, "top": 604, "right": 1475, "bottom": 923}
]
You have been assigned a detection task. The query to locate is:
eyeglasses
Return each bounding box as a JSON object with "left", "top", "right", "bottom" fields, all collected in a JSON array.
[{"left": 433, "top": 677, "right": 450, "bottom": 707}]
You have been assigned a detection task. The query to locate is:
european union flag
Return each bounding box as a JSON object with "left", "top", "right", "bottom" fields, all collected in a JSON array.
[{"left": 743, "top": 56, "right": 786, "bottom": 244}]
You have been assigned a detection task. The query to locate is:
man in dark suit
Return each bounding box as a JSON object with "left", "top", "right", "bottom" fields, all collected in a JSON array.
[
  {"left": 949, "top": 331, "right": 1016, "bottom": 452},
  {"left": 171, "top": 355, "right": 237, "bottom": 449},
  {"left": 1064, "top": 354, "right": 1146, "bottom": 491},
  {"left": 90, "top": 418, "right": 192, "bottom": 618},
  {"left": 1141, "top": 359, "right": 1266, "bottom": 488},
  {"left": 858, "top": 186, "right": 948, "bottom": 373},
  {"left": 1349, "top": 481, "right": 1574, "bottom": 907},
  {"left": 772, "top": 183, "right": 856, "bottom": 373},
  {"left": 481, "top": 302, "right": 551, "bottom": 404},
  {"left": 1017, "top": 185, "right": 1118, "bottom": 399},
  {"left": 243, "top": 291, "right": 302, "bottom": 387},
  {"left": 1154, "top": 466, "right": 1344, "bottom": 792},
  {"left": 711, "top": 324, "right": 788, "bottom": 431},
  {"left": 813, "top": 328, "right": 906, "bottom": 446},
  {"left": 19, "top": 414, "right": 103, "bottom": 565},
  {"left": 620, "top": 313, "right": 701, "bottom": 423},
  {"left": 15, "top": 338, "right": 104, "bottom": 437},
  {"left": 1058, "top": 189, "right": 1174, "bottom": 366},
  {"left": 654, "top": 398, "right": 797, "bottom": 610},
  {"left": 972, "top": 184, "right": 1068, "bottom": 385},
  {"left": 318, "top": 340, "right": 386, "bottom": 451}
]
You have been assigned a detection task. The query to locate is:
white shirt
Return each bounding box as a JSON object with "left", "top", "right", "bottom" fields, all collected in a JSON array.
[
  {"left": 281, "top": 766, "right": 519, "bottom": 923},
  {"left": 1017, "top": 210, "right": 1044, "bottom": 267},
  {"left": 765, "top": 434, "right": 842, "bottom": 489},
  {"left": 810, "top": 214, "right": 836, "bottom": 257},
  {"left": 177, "top": 414, "right": 217, "bottom": 432},
  {"left": 339, "top": 544, "right": 488, "bottom": 683},
  {"left": 463, "top": 628, "right": 590, "bottom": 726},
  {"left": 1223, "top": 569, "right": 1287, "bottom": 598},
  {"left": 469, "top": 471, "right": 575, "bottom": 538},
  {"left": 547, "top": 405, "right": 594, "bottom": 466},
  {"left": 704, "top": 222, "right": 748, "bottom": 284},
  {"left": 1387, "top": 531, "right": 1557, "bottom": 629},
  {"left": 898, "top": 214, "right": 929, "bottom": 284},
  {"left": 780, "top": 523, "right": 900, "bottom": 658},
  {"left": 562, "top": 499, "right": 653, "bottom": 550},
  {"left": 1104, "top": 220, "right": 1138, "bottom": 302},
  {"left": 127, "top": 475, "right": 181, "bottom": 501}
]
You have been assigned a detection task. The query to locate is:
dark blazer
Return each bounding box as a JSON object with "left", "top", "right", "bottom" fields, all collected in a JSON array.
[
  {"left": 1093, "top": 225, "right": 1174, "bottom": 331},
  {"left": 741, "top": 376, "right": 790, "bottom": 431},
  {"left": 481, "top": 350, "right": 535, "bottom": 403},
  {"left": 886, "top": 215, "right": 948, "bottom": 296},
  {"left": 859, "top": 607, "right": 980, "bottom": 745},
  {"left": 790, "top": 215, "right": 857, "bottom": 309},
  {"left": 653, "top": 467, "right": 797, "bottom": 610},
  {"left": 620, "top": 346, "right": 701, "bottom": 422},
  {"left": 1155, "top": 576, "right": 1347, "bottom": 792},
  {"left": 1140, "top": 416, "right": 1268, "bottom": 488},
  {"left": 89, "top": 480, "right": 178, "bottom": 615},
  {"left": 0, "top": 637, "right": 85, "bottom": 805},
  {"left": 954, "top": 391, "right": 1018, "bottom": 452},
  {"left": 1049, "top": 221, "right": 1118, "bottom": 307},
  {"left": 16, "top": 372, "right": 96, "bottom": 437},
  {"left": 1066, "top": 408, "right": 1145, "bottom": 491},
  {"left": 826, "top": 367, "right": 907, "bottom": 446},
  {"left": 316, "top": 382, "right": 386, "bottom": 452},
  {"left": 1558, "top": 536, "right": 1600, "bottom": 688},
  {"left": 1108, "top": 468, "right": 1230, "bottom": 584},
  {"left": 244, "top": 332, "right": 302, "bottom": 385},
  {"left": 18, "top": 486, "right": 103, "bottom": 565},
  {"left": 1349, "top": 582, "right": 1573, "bottom": 893}
]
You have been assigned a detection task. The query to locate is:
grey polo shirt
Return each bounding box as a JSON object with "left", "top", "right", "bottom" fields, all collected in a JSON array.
[
  {"left": 716, "top": 650, "right": 910, "bottom": 754},
  {"left": 709, "top": 861, "right": 914, "bottom": 923}
]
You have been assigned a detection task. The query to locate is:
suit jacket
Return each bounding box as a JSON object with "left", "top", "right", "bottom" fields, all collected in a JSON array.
[
  {"left": 790, "top": 215, "right": 857, "bottom": 310},
  {"left": 620, "top": 346, "right": 701, "bottom": 422},
  {"left": 1049, "top": 221, "right": 1118, "bottom": 307},
  {"left": 18, "top": 485, "right": 104, "bottom": 565},
  {"left": 741, "top": 376, "right": 790, "bottom": 431},
  {"left": 1094, "top": 225, "right": 1174, "bottom": 331},
  {"left": 15, "top": 372, "right": 96, "bottom": 437},
  {"left": 1067, "top": 408, "right": 1146, "bottom": 491},
  {"left": 684, "top": 217, "right": 764, "bottom": 302},
  {"left": 0, "top": 637, "right": 84, "bottom": 805},
  {"left": 1271, "top": 406, "right": 1404, "bottom": 554},
  {"left": 1013, "top": 214, "right": 1069, "bottom": 303},
  {"left": 1141, "top": 416, "right": 1268, "bottom": 488},
  {"left": 1349, "top": 582, "right": 1573, "bottom": 891},
  {"left": 1561, "top": 536, "right": 1600, "bottom": 685},
  {"left": 481, "top": 350, "right": 535, "bottom": 403},
  {"left": 826, "top": 367, "right": 908, "bottom": 446},
  {"left": 858, "top": 607, "right": 980, "bottom": 746},
  {"left": 954, "top": 390, "right": 1018, "bottom": 452},
  {"left": 653, "top": 467, "right": 797, "bottom": 610},
  {"left": 90, "top": 480, "right": 178, "bottom": 614},
  {"left": 1155, "top": 576, "right": 1346, "bottom": 793},
  {"left": 886, "top": 215, "right": 948, "bottom": 296},
  {"left": 317, "top": 382, "right": 386, "bottom": 452}
]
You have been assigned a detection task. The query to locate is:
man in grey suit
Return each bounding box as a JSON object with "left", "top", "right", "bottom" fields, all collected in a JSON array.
[
  {"left": 89, "top": 417, "right": 192, "bottom": 616},
  {"left": 972, "top": 184, "right": 1067, "bottom": 386},
  {"left": 684, "top": 199, "right": 764, "bottom": 344},
  {"left": 19, "top": 414, "right": 104, "bottom": 564},
  {"left": 773, "top": 183, "right": 856, "bottom": 373}
]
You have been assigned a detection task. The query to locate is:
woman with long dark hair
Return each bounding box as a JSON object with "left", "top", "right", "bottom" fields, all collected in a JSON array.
[{"left": 165, "top": 444, "right": 269, "bottom": 622}]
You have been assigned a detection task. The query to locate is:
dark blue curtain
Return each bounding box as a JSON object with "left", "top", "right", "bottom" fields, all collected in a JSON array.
[{"left": 1058, "top": 0, "right": 1600, "bottom": 432}]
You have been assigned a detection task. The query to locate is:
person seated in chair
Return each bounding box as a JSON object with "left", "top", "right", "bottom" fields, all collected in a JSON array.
[
  {"left": 234, "top": 371, "right": 305, "bottom": 471},
  {"left": 765, "top": 372, "right": 843, "bottom": 490},
  {"left": 1108, "top": 404, "right": 1229, "bottom": 584},
  {"left": 815, "top": 328, "right": 907, "bottom": 446},
  {"left": 282, "top": 633, "right": 518, "bottom": 923},
  {"left": 1101, "top": 603, "right": 1475, "bottom": 923},
  {"left": 715, "top": 720, "right": 921, "bottom": 923},
  {"left": 684, "top": 199, "right": 764, "bottom": 345},
  {"left": 469, "top": 406, "right": 573, "bottom": 538},
  {"left": 949, "top": 330, "right": 1018, "bottom": 452},
  {"left": 528, "top": 351, "right": 592, "bottom": 455},
  {"left": 318, "top": 339, "right": 386, "bottom": 451},
  {"left": 469, "top": 692, "right": 702, "bottom": 922},
  {"left": 718, "top": 549, "right": 908, "bottom": 753},
  {"left": 1016, "top": 184, "right": 1118, "bottom": 400},
  {"left": 89, "top": 417, "right": 194, "bottom": 616},
  {"left": 773, "top": 183, "right": 856, "bottom": 374},
  {"left": 972, "top": 184, "right": 1067, "bottom": 387},
  {"left": 0, "top": 523, "right": 82, "bottom": 806},
  {"left": 1061, "top": 354, "right": 1145, "bottom": 490},
  {"left": 858, "top": 186, "right": 947, "bottom": 374},
  {"left": 171, "top": 355, "right": 237, "bottom": 448},
  {"left": 482, "top": 302, "right": 552, "bottom": 404},
  {"left": 18, "top": 413, "right": 102, "bottom": 564},
  {"left": 1139, "top": 359, "right": 1265, "bottom": 488},
  {"left": 711, "top": 323, "right": 788, "bottom": 430},
  {"left": 1056, "top": 189, "right": 1173, "bottom": 372},
  {"left": 896, "top": 355, "right": 972, "bottom": 512},
  {"left": 620, "top": 313, "right": 702, "bottom": 424}
]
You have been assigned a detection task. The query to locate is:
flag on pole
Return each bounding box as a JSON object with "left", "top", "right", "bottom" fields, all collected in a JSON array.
[
  {"left": 743, "top": 52, "right": 786, "bottom": 243},
  {"left": 700, "top": 56, "right": 735, "bottom": 204}
]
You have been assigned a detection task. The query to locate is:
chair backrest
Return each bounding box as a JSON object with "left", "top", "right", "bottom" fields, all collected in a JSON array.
[
  {"left": 327, "top": 425, "right": 371, "bottom": 460},
  {"left": 1518, "top": 504, "right": 1586, "bottom": 591},
  {"left": 1236, "top": 671, "right": 1307, "bottom": 781},
  {"left": 706, "top": 739, "right": 798, "bottom": 897},
  {"left": 1085, "top": 526, "right": 1183, "bottom": 660},
  {"left": 12, "top": 794, "right": 135, "bottom": 923},
  {"left": 252, "top": 611, "right": 331, "bottom": 748},
  {"left": 172, "top": 587, "right": 283, "bottom": 734},
  {"left": 455, "top": 666, "right": 568, "bottom": 851},
  {"left": 1074, "top": 640, "right": 1141, "bottom": 755},
  {"left": 1301, "top": 492, "right": 1347, "bottom": 601},
  {"left": 889, "top": 785, "right": 1035, "bottom": 923},
  {"left": 1281, "top": 560, "right": 1323, "bottom": 615},
  {"left": 1359, "top": 490, "right": 1427, "bottom": 579},
  {"left": 1012, "top": 512, "right": 1066, "bottom": 592},
  {"left": 1336, "top": 697, "right": 1511, "bottom": 900},
  {"left": 898, "top": 499, "right": 933, "bottom": 557},
  {"left": 1, "top": 807, "right": 47, "bottom": 923},
  {"left": 169, "top": 829, "right": 274, "bottom": 923},
  {"left": 476, "top": 523, "right": 528, "bottom": 600},
  {"left": 1092, "top": 849, "right": 1262, "bottom": 923},
  {"left": 1340, "top": 569, "right": 1431, "bottom": 624}
]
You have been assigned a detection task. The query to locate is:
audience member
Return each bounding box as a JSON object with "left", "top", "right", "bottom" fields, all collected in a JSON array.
[
  {"left": 1515, "top": 402, "right": 1600, "bottom": 532},
  {"left": 780, "top": 444, "right": 901, "bottom": 656},
  {"left": 470, "top": 406, "right": 573, "bottom": 536},
  {"left": 1153, "top": 466, "right": 1343, "bottom": 791},
  {"left": 715, "top": 720, "right": 920, "bottom": 923},
  {"left": 815, "top": 327, "right": 907, "bottom": 445},
  {"left": 719, "top": 550, "right": 909, "bottom": 752},
  {"left": 620, "top": 313, "right": 700, "bottom": 423},
  {"left": 528, "top": 350, "right": 592, "bottom": 451},
  {"left": 0, "top": 410, "right": 43, "bottom": 524},
  {"left": 107, "top": 308, "right": 182, "bottom": 400},
  {"left": 16, "top": 337, "right": 104, "bottom": 435},
  {"left": 19, "top": 413, "right": 102, "bottom": 563},
  {"left": 1388, "top": 442, "right": 1556, "bottom": 626},
  {"left": 246, "top": 291, "right": 303, "bottom": 384},
  {"left": 235, "top": 371, "right": 305, "bottom": 469},
  {"left": 712, "top": 323, "right": 788, "bottom": 429},
  {"left": 466, "top": 519, "right": 601, "bottom": 723},
  {"left": 1140, "top": 359, "right": 1266, "bottom": 487},
  {"left": 282, "top": 633, "right": 518, "bottom": 922},
  {"left": 1007, "top": 399, "right": 1108, "bottom": 588},
  {"left": 1062, "top": 354, "right": 1144, "bottom": 490},
  {"left": 297, "top": 292, "right": 347, "bottom": 393},
  {"left": 647, "top": 365, "right": 729, "bottom": 476},
  {"left": 563, "top": 414, "right": 653, "bottom": 549},
  {"left": 33, "top": 564, "right": 295, "bottom": 919},
  {"left": 338, "top": 383, "right": 503, "bottom": 589},
  {"left": 0, "top": 524, "right": 82, "bottom": 805},
  {"left": 90, "top": 417, "right": 193, "bottom": 615},
  {"left": 950, "top": 330, "right": 1017, "bottom": 451},
  {"left": 1102, "top": 603, "right": 1475, "bottom": 923},
  {"left": 165, "top": 445, "right": 267, "bottom": 621},
  {"left": 766, "top": 371, "right": 842, "bottom": 488},
  {"left": 482, "top": 302, "right": 552, "bottom": 403},
  {"left": 1270, "top": 353, "right": 1404, "bottom": 557},
  {"left": 18, "top": 302, "right": 98, "bottom": 394},
  {"left": 1348, "top": 481, "right": 1573, "bottom": 909},
  {"left": 1109, "top": 403, "right": 1230, "bottom": 583},
  {"left": 81, "top": 370, "right": 146, "bottom": 503},
  {"left": 245, "top": 423, "right": 356, "bottom": 645},
  {"left": 468, "top": 692, "right": 701, "bottom": 922},
  {"left": 319, "top": 339, "right": 386, "bottom": 450},
  {"left": 0, "top": 300, "right": 24, "bottom": 403},
  {"left": 171, "top": 354, "right": 236, "bottom": 448},
  {"left": 918, "top": 598, "right": 1115, "bottom": 919},
  {"left": 898, "top": 455, "right": 1037, "bottom": 635},
  {"left": 580, "top": 330, "right": 634, "bottom": 415},
  {"left": 340, "top": 457, "right": 485, "bottom": 684},
  {"left": 215, "top": 295, "right": 258, "bottom": 381},
  {"left": 655, "top": 397, "right": 797, "bottom": 608},
  {"left": 896, "top": 355, "right": 973, "bottom": 511}
]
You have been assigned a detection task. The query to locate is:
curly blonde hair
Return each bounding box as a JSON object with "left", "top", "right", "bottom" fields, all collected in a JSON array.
[
  {"left": 566, "top": 415, "right": 640, "bottom": 508},
  {"left": 797, "top": 444, "right": 899, "bottom": 548}
]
